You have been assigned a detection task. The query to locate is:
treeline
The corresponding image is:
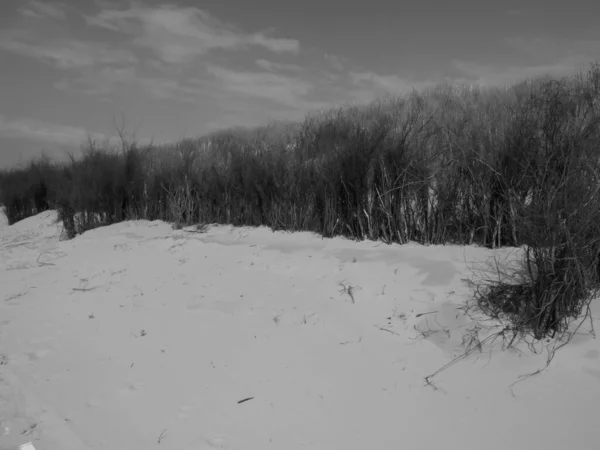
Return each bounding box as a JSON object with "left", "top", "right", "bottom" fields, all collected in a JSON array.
[{"left": 2, "top": 65, "right": 600, "bottom": 339}]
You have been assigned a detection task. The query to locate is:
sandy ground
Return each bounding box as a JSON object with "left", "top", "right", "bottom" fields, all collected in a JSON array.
[{"left": 1, "top": 209, "right": 600, "bottom": 450}]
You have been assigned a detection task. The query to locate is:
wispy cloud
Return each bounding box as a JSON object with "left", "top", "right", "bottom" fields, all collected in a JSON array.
[
  {"left": 85, "top": 3, "right": 300, "bottom": 64},
  {"left": 18, "top": 0, "right": 66, "bottom": 20},
  {"left": 324, "top": 53, "right": 348, "bottom": 72},
  {"left": 198, "top": 62, "right": 435, "bottom": 125},
  {"left": 0, "top": 116, "right": 105, "bottom": 146},
  {"left": 350, "top": 72, "right": 428, "bottom": 93},
  {"left": 54, "top": 66, "right": 137, "bottom": 96},
  {"left": 136, "top": 77, "right": 206, "bottom": 101},
  {"left": 55, "top": 65, "right": 207, "bottom": 102},
  {"left": 454, "top": 35, "right": 600, "bottom": 86},
  {"left": 255, "top": 59, "right": 303, "bottom": 72},
  {"left": 0, "top": 30, "right": 137, "bottom": 69},
  {"left": 204, "top": 65, "right": 329, "bottom": 110},
  {"left": 453, "top": 59, "right": 590, "bottom": 87},
  {"left": 346, "top": 71, "right": 434, "bottom": 103}
]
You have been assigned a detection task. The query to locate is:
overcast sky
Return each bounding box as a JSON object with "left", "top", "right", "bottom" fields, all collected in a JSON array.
[{"left": 0, "top": 0, "right": 599, "bottom": 167}]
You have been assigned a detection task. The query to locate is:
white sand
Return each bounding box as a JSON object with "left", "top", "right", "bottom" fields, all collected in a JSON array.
[{"left": 1, "top": 210, "right": 599, "bottom": 450}]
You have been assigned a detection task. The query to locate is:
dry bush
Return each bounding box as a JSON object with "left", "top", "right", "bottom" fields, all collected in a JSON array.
[
  {"left": 0, "top": 155, "right": 59, "bottom": 224},
  {"left": 474, "top": 66, "right": 600, "bottom": 339}
]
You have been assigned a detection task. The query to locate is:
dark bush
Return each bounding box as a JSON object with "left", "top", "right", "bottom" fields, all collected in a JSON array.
[{"left": 0, "top": 155, "right": 59, "bottom": 224}]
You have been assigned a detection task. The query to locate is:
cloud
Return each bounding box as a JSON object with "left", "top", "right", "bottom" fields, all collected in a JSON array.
[
  {"left": 255, "top": 59, "right": 303, "bottom": 72},
  {"left": 137, "top": 77, "right": 206, "bottom": 101},
  {"left": 18, "top": 0, "right": 66, "bottom": 20},
  {"left": 85, "top": 3, "right": 300, "bottom": 64},
  {"left": 204, "top": 65, "right": 329, "bottom": 110},
  {"left": 0, "top": 116, "right": 105, "bottom": 146},
  {"left": 54, "top": 66, "right": 137, "bottom": 96},
  {"left": 346, "top": 71, "right": 434, "bottom": 103},
  {"left": 202, "top": 111, "right": 278, "bottom": 133},
  {"left": 453, "top": 35, "right": 600, "bottom": 87},
  {"left": 324, "top": 53, "right": 348, "bottom": 72},
  {"left": 56, "top": 66, "right": 206, "bottom": 102},
  {"left": 250, "top": 34, "right": 299, "bottom": 54},
  {"left": 200, "top": 63, "right": 438, "bottom": 126},
  {"left": 350, "top": 72, "right": 425, "bottom": 93},
  {"left": 453, "top": 59, "right": 590, "bottom": 87},
  {"left": 449, "top": 35, "right": 600, "bottom": 86},
  {"left": 320, "top": 53, "right": 437, "bottom": 103},
  {"left": 0, "top": 31, "right": 137, "bottom": 69}
]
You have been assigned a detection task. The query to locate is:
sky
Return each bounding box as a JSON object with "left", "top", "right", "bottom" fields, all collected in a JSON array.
[{"left": 0, "top": 0, "right": 599, "bottom": 168}]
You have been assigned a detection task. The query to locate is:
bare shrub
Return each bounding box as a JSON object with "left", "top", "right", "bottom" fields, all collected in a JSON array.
[{"left": 474, "top": 67, "right": 600, "bottom": 339}]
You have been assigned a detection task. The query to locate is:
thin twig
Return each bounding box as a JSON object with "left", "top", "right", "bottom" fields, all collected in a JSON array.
[
  {"left": 415, "top": 311, "right": 438, "bottom": 318},
  {"left": 376, "top": 326, "right": 402, "bottom": 337},
  {"left": 71, "top": 287, "right": 100, "bottom": 293},
  {"left": 425, "top": 330, "right": 504, "bottom": 385},
  {"left": 4, "top": 287, "right": 36, "bottom": 302},
  {"left": 157, "top": 429, "right": 167, "bottom": 444}
]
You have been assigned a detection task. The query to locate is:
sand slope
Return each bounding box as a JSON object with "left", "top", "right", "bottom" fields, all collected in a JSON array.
[{"left": 1, "top": 210, "right": 599, "bottom": 450}]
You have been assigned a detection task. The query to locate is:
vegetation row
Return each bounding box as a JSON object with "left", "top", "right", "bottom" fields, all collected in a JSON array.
[{"left": 3, "top": 64, "right": 600, "bottom": 340}]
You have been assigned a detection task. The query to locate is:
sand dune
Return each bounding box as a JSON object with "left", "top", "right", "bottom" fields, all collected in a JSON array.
[{"left": 1, "top": 210, "right": 599, "bottom": 450}]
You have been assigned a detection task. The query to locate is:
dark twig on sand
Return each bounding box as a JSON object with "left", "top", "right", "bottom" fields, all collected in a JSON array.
[{"left": 376, "top": 326, "right": 402, "bottom": 337}]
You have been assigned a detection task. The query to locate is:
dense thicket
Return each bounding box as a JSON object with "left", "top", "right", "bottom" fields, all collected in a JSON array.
[{"left": 2, "top": 65, "right": 600, "bottom": 339}]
